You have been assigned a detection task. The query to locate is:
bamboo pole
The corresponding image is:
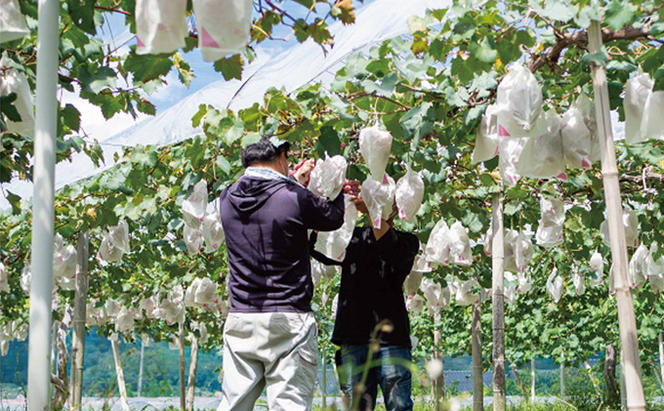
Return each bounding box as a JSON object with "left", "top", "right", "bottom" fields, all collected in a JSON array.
[
  {"left": 321, "top": 353, "right": 327, "bottom": 410},
  {"left": 185, "top": 335, "right": 199, "bottom": 411},
  {"left": 111, "top": 339, "right": 130, "bottom": 411},
  {"left": 179, "top": 323, "right": 186, "bottom": 411},
  {"left": 620, "top": 355, "right": 627, "bottom": 410},
  {"left": 432, "top": 310, "right": 445, "bottom": 407},
  {"left": 472, "top": 303, "right": 483, "bottom": 411},
  {"left": 70, "top": 232, "right": 88, "bottom": 410},
  {"left": 26, "top": 1, "right": 59, "bottom": 410},
  {"left": 587, "top": 20, "right": 646, "bottom": 411},
  {"left": 491, "top": 193, "right": 506, "bottom": 411}
]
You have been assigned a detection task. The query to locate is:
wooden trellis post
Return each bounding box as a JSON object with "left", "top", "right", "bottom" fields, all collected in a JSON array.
[
  {"left": 70, "top": 232, "right": 88, "bottom": 410},
  {"left": 587, "top": 19, "right": 645, "bottom": 411},
  {"left": 491, "top": 192, "right": 506, "bottom": 411},
  {"left": 472, "top": 302, "right": 483, "bottom": 411}
]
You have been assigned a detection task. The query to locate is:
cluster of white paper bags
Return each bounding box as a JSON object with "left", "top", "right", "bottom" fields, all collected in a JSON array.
[
  {"left": 181, "top": 180, "right": 225, "bottom": 256},
  {"left": 135, "top": 0, "right": 253, "bottom": 61}
]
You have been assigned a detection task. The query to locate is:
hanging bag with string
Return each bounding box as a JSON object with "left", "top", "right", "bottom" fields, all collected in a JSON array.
[
  {"left": 0, "top": 0, "right": 30, "bottom": 43},
  {"left": 0, "top": 55, "right": 34, "bottom": 137},
  {"left": 193, "top": 0, "right": 254, "bottom": 62},
  {"left": 135, "top": 0, "right": 187, "bottom": 55}
]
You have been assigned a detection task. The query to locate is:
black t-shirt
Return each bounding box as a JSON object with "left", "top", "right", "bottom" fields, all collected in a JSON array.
[{"left": 311, "top": 226, "right": 419, "bottom": 347}]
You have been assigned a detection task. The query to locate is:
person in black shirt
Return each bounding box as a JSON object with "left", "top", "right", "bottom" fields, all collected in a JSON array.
[{"left": 311, "top": 189, "right": 419, "bottom": 411}]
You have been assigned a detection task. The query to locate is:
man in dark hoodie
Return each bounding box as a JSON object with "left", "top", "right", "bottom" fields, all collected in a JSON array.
[{"left": 217, "top": 137, "right": 345, "bottom": 411}]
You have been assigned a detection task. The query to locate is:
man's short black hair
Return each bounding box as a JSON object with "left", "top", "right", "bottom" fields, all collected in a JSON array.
[{"left": 241, "top": 137, "right": 290, "bottom": 168}]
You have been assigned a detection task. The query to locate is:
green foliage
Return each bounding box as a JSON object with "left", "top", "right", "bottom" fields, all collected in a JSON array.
[{"left": 2, "top": 0, "right": 664, "bottom": 405}]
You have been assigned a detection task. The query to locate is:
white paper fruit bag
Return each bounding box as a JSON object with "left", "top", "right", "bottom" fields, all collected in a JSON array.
[
  {"left": 496, "top": 64, "right": 543, "bottom": 138},
  {"left": 314, "top": 195, "right": 358, "bottom": 262},
  {"left": 202, "top": 210, "right": 225, "bottom": 253},
  {"left": 361, "top": 175, "right": 395, "bottom": 229},
  {"left": 395, "top": 164, "right": 424, "bottom": 221},
  {"left": 589, "top": 251, "right": 604, "bottom": 287},
  {"left": 0, "top": 263, "right": 8, "bottom": 293},
  {"left": 572, "top": 269, "right": 585, "bottom": 296},
  {"left": 406, "top": 294, "right": 425, "bottom": 314},
  {"left": 404, "top": 271, "right": 423, "bottom": 297},
  {"left": 546, "top": 268, "right": 563, "bottom": 303},
  {"left": 561, "top": 107, "right": 592, "bottom": 169},
  {"left": 135, "top": 0, "right": 187, "bottom": 55},
  {"left": 640, "top": 89, "right": 664, "bottom": 141},
  {"left": 648, "top": 259, "right": 664, "bottom": 293},
  {"left": 623, "top": 71, "right": 653, "bottom": 144},
  {"left": 448, "top": 221, "right": 472, "bottom": 266},
  {"left": 628, "top": 244, "right": 649, "bottom": 290},
  {"left": 600, "top": 204, "right": 639, "bottom": 248},
  {"left": 517, "top": 271, "right": 532, "bottom": 293},
  {"left": 0, "top": 0, "right": 30, "bottom": 43},
  {"left": 53, "top": 234, "right": 77, "bottom": 280},
  {"left": 517, "top": 110, "right": 566, "bottom": 179},
  {"left": 425, "top": 219, "right": 451, "bottom": 266},
  {"left": 182, "top": 180, "right": 208, "bottom": 229},
  {"left": 453, "top": 278, "right": 479, "bottom": 306},
  {"left": 185, "top": 278, "right": 202, "bottom": 307},
  {"left": 647, "top": 243, "right": 664, "bottom": 293},
  {"left": 561, "top": 95, "right": 600, "bottom": 168},
  {"left": 504, "top": 272, "right": 517, "bottom": 305},
  {"left": 309, "top": 154, "right": 348, "bottom": 200},
  {"left": 498, "top": 137, "right": 527, "bottom": 186},
  {"left": 472, "top": 104, "right": 499, "bottom": 164},
  {"left": 515, "top": 232, "right": 534, "bottom": 273},
  {"left": 359, "top": 125, "right": 393, "bottom": 181},
  {"left": 0, "top": 55, "right": 34, "bottom": 137},
  {"left": 420, "top": 278, "right": 443, "bottom": 312},
  {"left": 412, "top": 253, "right": 432, "bottom": 273},
  {"left": 193, "top": 0, "right": 254, "bottom": 62},
  {"left": 194, "top": 277, "right": 217, "bottom": 306},
  {"left": 99, "top": 220, "right": 130, "bottom": 263},
  {"left": 183, "top": 224, "right": 204, "bottom": 256},
  {"left": 536, "top": 197, "right": 564, "bottom": 249}
]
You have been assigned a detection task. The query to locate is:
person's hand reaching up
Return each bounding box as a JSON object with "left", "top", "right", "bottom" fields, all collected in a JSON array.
[{"left": 291, "top": 159, "right": 315, "bottom": 187}]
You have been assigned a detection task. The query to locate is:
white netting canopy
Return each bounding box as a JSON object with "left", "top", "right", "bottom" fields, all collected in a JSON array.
[{"left": 0, "top": 0, "right": 447, "bottom": 210}]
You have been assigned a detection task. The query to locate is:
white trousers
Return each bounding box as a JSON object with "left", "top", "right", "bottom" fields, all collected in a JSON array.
[{"left": 218, "top": 312, "right": 319, "bottom": 411}]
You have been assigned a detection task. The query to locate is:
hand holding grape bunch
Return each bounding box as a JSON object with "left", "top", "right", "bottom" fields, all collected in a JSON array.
[{"left": 343, "top": 179, "right": 360, "bottom": 196}]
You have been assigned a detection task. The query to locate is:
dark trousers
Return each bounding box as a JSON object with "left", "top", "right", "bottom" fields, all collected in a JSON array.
[{"left": 336, "top": 344, "right": 413, "bottom": 411}]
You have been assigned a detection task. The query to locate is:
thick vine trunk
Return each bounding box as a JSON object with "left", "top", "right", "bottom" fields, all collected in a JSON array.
[
  {"left": 111, "top": 339, "right": 130, "bottom": 411},
  {"left": 588, "top": 20, "right": 645, "bottom": 411},
  {"left": 321, "top": 353, "right": 327, "bottom": 409},
  {"left": 51, "top": 320, "right": 70, "bottom": 410},
  {"left": 185, "top": 335, "right": 199, "bottom": 411},
  {"left": 511, "top": 365, "right": 528, "bottom": 401},
  {"left": 491, "top": 193, "right": 506, "bottom": 411},
  {"left": 179, "top": 323, "right": 186, "bottom": 411},
  {"left": 604, "top": 344, "right": 620, "bottom": 406},
  {"left": 69, "top": 232, "right": 88, "bottom": 410},
  {"left": 471, "top": 303, "right": 483, "bottom": 411},
  {"left": 432, "top": 310, "right": 444, "bottom": 409}
]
